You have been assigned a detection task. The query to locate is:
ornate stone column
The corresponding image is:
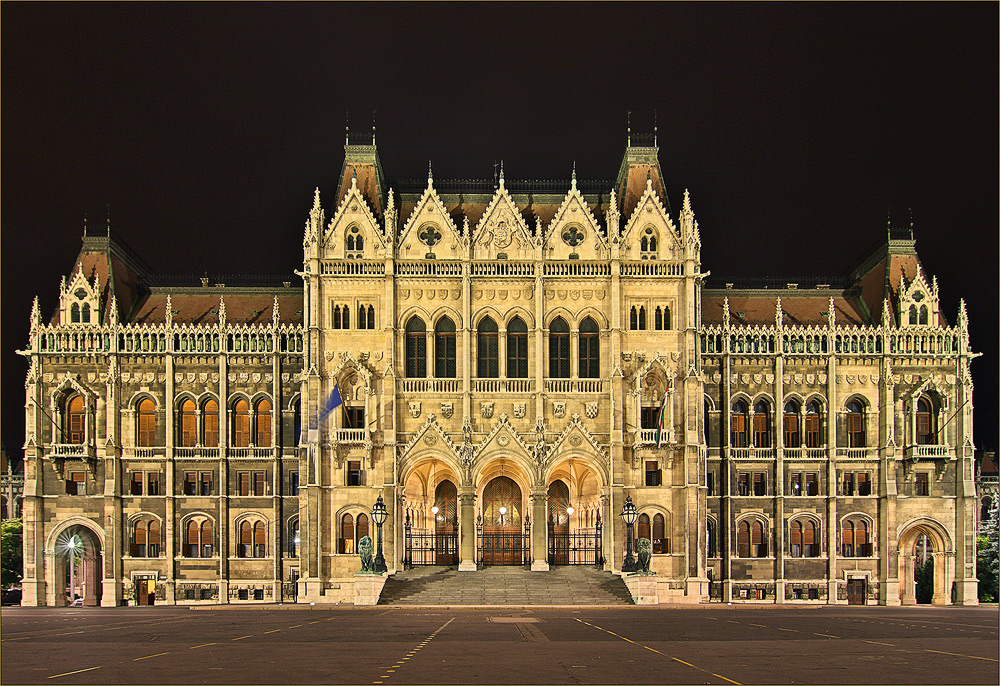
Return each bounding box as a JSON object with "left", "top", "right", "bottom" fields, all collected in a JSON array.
[
  {"left": 530, "top": 491, "right": 549, "bottom": 571},
  {"left": 458, "top": 490, "right": 477, "bottom": 571}
]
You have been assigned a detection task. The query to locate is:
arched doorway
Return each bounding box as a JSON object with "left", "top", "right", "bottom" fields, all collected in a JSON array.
[
  {"left": 480, "top": 476, "right": 525, "bottom": 565},
  {"left": 548, "top": 481, "right": 570, "bottom": 564},
  {"left": 897, "top": 521, "right": 950, "bottom": 605},
  {"left": 433, "top": 480, "right": 458, "bottom": 565},
  {"left": 53, "top": 524, "right": 103, "bottom": 607}
]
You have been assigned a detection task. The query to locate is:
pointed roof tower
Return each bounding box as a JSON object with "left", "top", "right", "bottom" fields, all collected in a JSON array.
[
  {"left": 336, "top": 126, "right": 387, "bottom": 220},
  {"left": 615, "top": 118, "right": 670, "bottom": 220}
]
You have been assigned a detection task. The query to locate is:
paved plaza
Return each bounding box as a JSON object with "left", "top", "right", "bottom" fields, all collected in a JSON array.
[{"left": 1, "top": 605, "right": 997, "bottom": 685}]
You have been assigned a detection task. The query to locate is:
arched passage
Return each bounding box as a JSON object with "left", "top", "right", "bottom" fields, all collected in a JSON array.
[
  {"left": 50, "top": 522, "right": 103, "bottom": 606},
  {"left": 401, "top": 457, "right": 461, "bottom": 567},
  {"left": 897, "top": 519, "right": 952, "bottom": 606},
  {"left": 480, "top": 473, "right": 526, "bottom": 566}
]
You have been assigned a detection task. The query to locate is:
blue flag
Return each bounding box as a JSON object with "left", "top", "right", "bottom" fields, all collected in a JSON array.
[{"left": 321, "top": 384, "right": 343, "bottom": 423}]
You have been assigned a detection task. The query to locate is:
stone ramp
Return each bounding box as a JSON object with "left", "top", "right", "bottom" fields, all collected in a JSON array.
[{"left": 378, "top": 565, "right": 633, "bottom": 605}]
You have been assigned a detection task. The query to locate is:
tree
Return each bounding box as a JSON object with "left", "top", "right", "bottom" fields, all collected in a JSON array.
[
  {"left": 1, "top": 518, "right": 23, "bottom": 586},
  {"left": 977, "top": 497, "right": 998, "bottom": 603}
]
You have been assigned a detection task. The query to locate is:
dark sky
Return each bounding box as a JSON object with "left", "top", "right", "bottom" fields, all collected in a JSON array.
[{"left": 3, "top": 3, "right": 997, "bottom": 462}]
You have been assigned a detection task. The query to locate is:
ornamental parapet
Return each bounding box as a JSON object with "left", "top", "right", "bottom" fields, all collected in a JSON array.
[{"left": 904, "top": 444, "right": 951, "bottom": 460}]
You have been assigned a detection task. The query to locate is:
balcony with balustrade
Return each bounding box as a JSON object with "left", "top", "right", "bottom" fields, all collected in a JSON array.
[{"left": 904, "top": 444, "right": 951, "bottom": 460}]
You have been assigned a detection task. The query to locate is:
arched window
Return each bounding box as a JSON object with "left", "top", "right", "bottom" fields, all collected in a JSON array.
[
  {"left": 66, "top": 395, "right": 85, "bottom": 444},
  {"left": 549, "top": 317, "right": 570, "bottom": 378},
  {"left": 342, "top": 305, "right": 351, "bottom": 329},
  {"left": 655, "top": 306, "right": 671, "bottom": 331},
  {"left": 233, "top": 399, "right": 251, "bottom": 447},
  {"left": 132, "top": 520, "right": 147, "bottom": 557},
  {"left": 180, "top": 399, "right": 197, "bottom": 447},
  {"left": 340, "top": 514, "right": 355, "bottom": 554},
  {"left": 366, "top": 305, "right": 375, "bottom": 330},
  {"left": 356, "top": 513, "right": 370, "bottom": 547},
  {"left": 637, "top": 513, "right": 651, "bottom": 543},
  {"left": 81, "top": 303, "right": 91, "bottom": 323},
  {"left": 289, "top": 518, "right": 300, "bottom": 557},
  {"left": 790, "top": 519, "right": 819, "bottom": 558},
  {"left": 345, "top": 226, "right": 364, "bottom": 257},
  {"left": 842, "top": 519, "right": 870, "bottom": 557},
  {"left": 652, "top": 513, "right": 666, "bottom": 554},
  {"left": 186, "top": 519, "right": 214, "bottom": 558},
  {"left": 332, "top": 305, "right": 342, "bottom": 329},
  {"left": 137, "top": 399, "right": 157, "bottom": 447},
  {"left": 753, "top": 400, "right": 771, "bottom": 447},
  {"left": 640, "top": 228, "right": 657, "bottom": 259},
  {"left": 507, "top": 316, "right": 528, "bottom": 378},
  {"left": 201, "top": 520, "right": 213, "bottom": 557},
  {"left": 737, "top": 521, "right": 751, "bottom": 557},
  {"left": 916, "top": 397, "right": 935, "bottom": 445},
  {"left": 703, "top": 400, "right": 712, "bottom": 445},
  {"left": 909, "top": 304, "right": 918, "bottom": 325},
  {"left": 918, "top": 305, "right": 928, "bottom": 325},
  {"left": 405, "top": 317, "right": 427, "bottom": 378},
  {"left": 751, "top": 520, "right": 767, "bottom": 557},
  {"left": 783, "top": 401, "right": 800, "bottom": 448},
  {"left": 730, "top": 401, "right": 748, "bottom": 448},
  {"left": 805, "top": 401, "right": 821, "bottom": 448},
  {"left": 638, "top": 307, "right": 646, "bottom": 331},
  {"left": 630, "top": 306, "right": 638, "bottom": 331},
  {"left": 238, "top": 521, "right": 252, "bottom": 557},
  {"left": 71, "top": 303, "right": 80, "bottom": 323},
  {"left": 579, "top": 317, "right": 600, "bottom": 378},
  {"left": 477, "top": 317, "right": 499, "bottom": 378},
  {"left": 254, "top": 521, "right": 266, "bottom": 557},
  {"left": 435, "top": 317, "right": 457, "bottom": 378},
  {"left": 846, "top": 400, "right": 866, "bottom": 448},
  {"left": 202, "top": 399, "right": 219, "bottom": 447},
  {"left": 255, "top": 400, "right": 272, "bottom": 447},
  {"left": 148, "top": 520, "right": 160, "bottom": 557}
]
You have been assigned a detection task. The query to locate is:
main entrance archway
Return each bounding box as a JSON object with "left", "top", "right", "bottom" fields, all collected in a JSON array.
[
  {"left": 897, "top": 519, "right": 951, "bottom": 605},
  {"left": 51, "top": 523, "right": 103, "bottom": 607},
  {"left": 479, "top": 476, "right": 527, "bottom": 565}
]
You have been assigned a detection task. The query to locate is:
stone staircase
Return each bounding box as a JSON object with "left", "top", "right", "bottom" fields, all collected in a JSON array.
[{"left": 378, "top": 565, "right": 634, "bottom": 605}]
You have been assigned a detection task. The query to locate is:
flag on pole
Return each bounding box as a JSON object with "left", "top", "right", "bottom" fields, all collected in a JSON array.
[
  {"left": 320, "top": 383, "right": 343, "bottom": 424},
  {"left": 656, "top": 380, "right": 671, "bottom": 449}
]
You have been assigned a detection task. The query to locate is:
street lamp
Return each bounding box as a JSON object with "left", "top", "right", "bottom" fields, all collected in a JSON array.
[
  {"left": 371, "top": 495, "right": 388, "bottom": 573},
  {"left": 65, "top": 535, "right": 81, "bottom": 606},
  {"left": 620, "top": 495, "right": 638, "bottom": 573}
]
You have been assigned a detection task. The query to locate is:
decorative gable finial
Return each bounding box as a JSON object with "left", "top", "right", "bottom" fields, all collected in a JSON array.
[
  {"left": 59, "top": 274, "right": 67, "bottom": 296},
  {"left": 218, "top": 296, "right": 226, "bottom": 327},
  {"left": 109, "top": 295, "right": 119, "bottom": 326},
  {"left": 775, "top": 297, "right": 783, "bottom": 328},
  {"left": 29, "top": 296, "right": 41, "bottom": 331},
  {"left": 272, "top": 295, "right": 280, "bottom": 324},
  {"left": 683, "top": 189, "right": 692, "bottom": 215},
  {"left": 828, "top": 297, "right": 836, "bottom": 327},
  {"left": 646, "top": 168, "right": 652, "bottom": 191},
  {"left": 372, "top": 108, "right": 376, "bottom": 145},
  {"left": 931, "top": 275, "right": 939, "bottom": 297},
  {"left": 312, "top": 187, "right": 322, "bottom": 211},
  {"left": 427, "top": 160, "right": 433, "bottom": 185},
  {"left": 958, "top": 298, "right": 968, "bottom": 330},
  {"left": 165, "top": 294, "right": 173, "bottom": 328},
  {"left": 882, "top": 297, "right": 892, "bottom": 327},
  {"left": 571, "top": 161, "right": 576, "bottom": 192},
  {"left": 498, "top": 160, "right": 505, "bottom": 190},
  {"left": 722, "top": 296, "right": 731, "bottom": 327}
]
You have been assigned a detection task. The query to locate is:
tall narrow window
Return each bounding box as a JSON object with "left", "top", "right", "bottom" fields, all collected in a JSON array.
[
  {"left": 200, "top": 520, "right": 214, "bottom": 557},
  {"left": 730, "top": 401, "right": 748, "bottom": 447},
  {"left": 790, "top": 520, "right": 803, "bottom": 558},
  {"left": 147, "top": 520, "right": 160, "bottom": 557},
  {"left": 356, "top": 514, "right": 369, "bottom": 546},
  {"left": 180, "top": 399, "right": 197, "bottom": 447},
  {"left": 846, "top": 400, "right": 866, "bottom": 448},
  {"left": 333, "top": 305, "right": 342, "bottom": 329},
  {"left": 233, "top": 399, "right": 251, "bottom": 447},
  {"left": 66, "top": 395, "right": 85, "bottom": 444},
  {"left": 918, "top": 305, "right": 928, "bottom": 325},
  {"left": 343, "top": 305, "right": 351, "bottom": 329},
  {"left": 253, "top": 521, "right": 266, "bottom": 557},
  {"left": 856, "top": 520, "right": 870, "bottom": 556},
  {"left": 137, "top": 399, "right": 156, "bottom": 447},
  {"left": 579, "top": 317, "right": 600, "bottom": 378},
  {"left": 652, "top": 513, "right": 666, "bottom": 554},
  {"left": 737, "top": 521, "right": 751, "bottom": 557},
  {"left": 435, "top": 317, "right": 456, "bottom": 378},
  {"left": 630, "top": 307, "right": 638, "bottom": 331},
  {"left": 803, "top": 520, "right": 818, "bottom": 557},
  {"left": 186, "top": 520, "right": 200, "bottom": 557},
  {"left": 405, "top": 317, "right": 427, "bottom": 378},
  {"left": 239, "top": 521, "right": 253, "bottom": 558},
  {"left": 366, "top": 305, "right": 375, "bottom": 330},
  {"left": 507, "top": 316, "right": 528, "bottom": 378},
  {"left": 656, "top": 306, "right": 671, "bottom": 330},
  {"left": 203, "top": 399, "right": 219, "bottom": 447},
  {"left": 255, "top": 400, "right": 272, "bottom": 447},
  {"left": 81, "top": 303, "right": 91, "bottom": 323},
  {"left": 477, "top": 317, "right": 499, "bottom": 378},
  {"left": 707, "top": 519, "right": 717, "bottom": 558},
  {"left": 783, "top": 401, "right": 800, "bottom": 447},
  {"left": 909, "top": 305, "right": 918, "bottom": 325},
  {"left": 132, "top": 521, "right": 148, "bottom": 557},
  {"left": 753, "top": 400, "right": 771, "bottom": 447},
  {"left": 805, "top": 401, "right": 821, "bottom": 448},
  {"left": 916, "top": 397, "right": 935, "bottom": 444},
  {"left": 549, "top": 317, "right": 570, "bottom": 378},
  {"left": 637, "top": 513, "right": 651, "bottom": 543},
  {"left": 340, "top": 514, "right": 355, "bottom": 553},
  {"left": 638, "top": 307, "right": 647, "bottom": 330},
  {"left": 751, "top": 521, "right": 767, "bottom": 558},
  {"left": 71, "top": 303, "right": 80, "bottom": 323}
]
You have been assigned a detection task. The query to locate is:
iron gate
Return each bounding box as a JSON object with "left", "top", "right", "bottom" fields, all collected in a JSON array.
[
  {"left": 476, "top": 514, "right": 531, "bottom": 566},
  {"left": 403, "top": 511, "right": 458, "bottom": 568},
  {"left": 548, "top": 512, "right": 603, "bottom": 566}
]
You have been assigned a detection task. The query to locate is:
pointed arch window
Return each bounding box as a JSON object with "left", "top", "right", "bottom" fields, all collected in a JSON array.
[
  {"left": 477, "top": 316, "right": 499, "bottom": 378},
  {"left": 638, "top": 307, "right": 646, "bottom": 330},
  {"left": 579, "top": 317, "right": 600, "bottom": 378},
  {"left": 132, "top": 519, "right": 160, "bottom": 557},
  {"left": 842, "top": 519, "right": 871, "bottom": 557},
  {"left": 805, "top": 401, "right": 821, "bottom": 448},
  {"left": 637, "top": 513, "right": 651, "bottom": 543},
  {"left": 255, "top": 400, "right": 272, "bottom": 447},
  {"left": 846, "top": 400, "right": 866, "bottom": 448},
  {"left": 753, "top": 400, "right": 771, "bottom": 447},
  {"left": 70, "top": 302, "right": 80, "bottom": 323},
  {"left": 233, "top": 399, "right": 251, "bottom": 448},
  {"left": 909, "top": 304, "right": 918, "bottom": 325},
  {"left": 202, "top": 399, "right": 219, "bottom": 447},
  {"left": 345, "top": 226, "right": 364, "bottom": 258},
  {"left": 783, "top": 401, "right": 800, "bottom": 448},
  {"left": 652, "top": 513, "right": 666, "bottom": 554},
  {"left": 918, "top": 305, "right": 928, "bottom": 325},
  {"left": 405, "top": 317, "right": 427, "bottom": 378},
  {"left": 65, "top": 395, "right": 85, "bottom": 444},
  {"left": 790, "top": 519, "right": 819, "bottom": 558},
  {"left": 507, "top": 316, "right": 528, "bottom": 378},
  {"left": 137, "top": 398, "right": 157, "bottom": 447},
  {"left": 640, "top": 228, "right": 658, "bottom": 259},
  {"left": 435, "top": 317, "right": 456, "bottom": 378},
  {"left": 81, "top": 303, "right": 91, "bottom": 323},
  {"left": 730, "top": 401, "right": 748, "bottom": 448},
  {"left": 916, "top": 397, "right": 936, "bottom": 445},
  {"left": 751, "top": 520, "right": 767, "bottom": 557},
  {"left": 180, "top": 399, "right": 197, "bottom": 447},
  {"left": 654, "top": 306, "right": 671, "bottom": 331},
  {"left": 549, "top": 317, "right": 570, "bottom": 378},
  {"left": 630, "top": 306, "right": 638, "bottom": 331}
]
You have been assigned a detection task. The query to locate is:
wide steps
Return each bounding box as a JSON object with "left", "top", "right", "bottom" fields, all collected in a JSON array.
[{"left": 378, "top": 566, "right": 634, "bottom": 605}]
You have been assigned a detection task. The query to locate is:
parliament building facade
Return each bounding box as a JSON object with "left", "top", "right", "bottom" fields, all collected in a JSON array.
[{"left": 18, "top": 135, "right": 980, "bottom": 606}]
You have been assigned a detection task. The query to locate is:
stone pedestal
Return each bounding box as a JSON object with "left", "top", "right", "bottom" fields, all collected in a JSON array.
[
  {"left": 353, "top": 574, "right": 387, "bottom": 606},
  {"left": 101, "top": 579, "right": 119, "bottom": 607},
  {"left": 623, "top": 574, "right": 658, "bottom": 605}
]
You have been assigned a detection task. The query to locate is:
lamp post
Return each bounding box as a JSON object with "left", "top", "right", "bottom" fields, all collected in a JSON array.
[
  {"left": 620, "top": 495, "right": 638, "bottom": 573},
  {"left": 371, "top": 495, "right": 388, "bottom": 573},
  {"left": 65, "top": 535, "right": 81, "bottom": 606}
]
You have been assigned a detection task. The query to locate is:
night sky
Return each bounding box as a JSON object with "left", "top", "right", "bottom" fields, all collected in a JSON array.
[{"left": 3, "top": 4, "right": 997, "bottom": 463}]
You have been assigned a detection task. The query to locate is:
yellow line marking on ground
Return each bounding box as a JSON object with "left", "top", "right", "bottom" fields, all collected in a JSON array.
[
  {"left": 749, "top": 623, "right": 766, "bottom": 628},
  {"left": 814, "top": 633, "right": 839, "bottom": 638},
  {"left": 288, "top": 624, "right": 302, "bottom": 628},
  {"left": 232, "top": 635, "right": 252, "bottom": 641},
  {"left": 133, "top": 652, "right": 169, "bottom": 661},
  {"left": 925, "top": 649, "right": 999, "bottom": 662},
  {"left": 777, "top": 628, "right": 798, "bottom": 632},
  {"left": 189, "top": 643, "right": 217, "bottom": 649},
  {"left": 308, "top": 620, "right": 320, "bottom": 624},
  {"left": 725, "top": 620, "right": 739, "bottom": 624},
  {"left": 47, "top": 666, "right": 102, "bottom": 679},
  {"left": 263, "top": 629, "right": 281, "bottom": 634},
  {"left": 575, "top": 619, "right": 740, "bottom": 685},
  {"left": 863, "top": 640, "right": 895, "bottom": 646}
]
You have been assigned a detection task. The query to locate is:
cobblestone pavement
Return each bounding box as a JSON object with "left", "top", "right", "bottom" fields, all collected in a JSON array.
[{"left": 2, "top": 605, "right": 997, "bottom": 684}]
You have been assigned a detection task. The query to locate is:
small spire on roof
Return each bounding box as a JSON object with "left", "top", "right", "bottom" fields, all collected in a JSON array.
[
  {"left": 775, "top": 298, "right": 783, "bottom": 328},
  {"left": 428, "top": 160, "right": 433, "bottom": 185},
  {"left": 683, "top": 189, "right": 692, "bottom": 214},
  {"left": 218, "top": 296, "right": 226, "bottom": 327},
  {"left": 30, "top": 296, "right": 41, "bottom": 330},
  {"left": 83, "top": 209, "right": 87, "bottom": 237},
  {"left": 499, "top": 160, "right": 505, "bottom": 188},
  {"left": 165, "top": 294, "right": 173, "bottom": 327},
  {"left": 654, "top": 108, "right": 658, "bottom": 147},
  {"left": 345, "top": 109, "right": 350, "bottom": 145},
  {"left": 571, "top": 161, "right": 576, "bottom": 192},
  {"left": 372, "top": 108, "right": 376, "bottom": 145},
  {"left": 627, "top": 110, "right": 632, "bottom": 147},
  {"left": 828, "top": 297, "right": 836, "bottom": 327},
  {"left": 958, "top": 298, "right": 968, "bottom": 329},
  {"left": 882, "top": 297, "right": 892, "bottom": 327},
  {"left": 646, "top": 169, "right": 652, "bottom": 190},
  {"left": 313, "top": 187, "right": 322, "bottom": 210},
  {"left": 272, "top": 295, "right": 280, "bottom": 324},
  {"left": 722, "top": 297, "right": 731, "bottom": 327}
]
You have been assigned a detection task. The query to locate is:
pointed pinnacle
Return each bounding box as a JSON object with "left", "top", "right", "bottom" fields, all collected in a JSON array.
[
  {"left": 313, "top": 187, "right": 322, "bottom": 210},
  {"left": 428, "top": 160, "right": 433, "bottom": 183},
  {"left": 683, "top": 189, "right": 692, "bottom": 214}
]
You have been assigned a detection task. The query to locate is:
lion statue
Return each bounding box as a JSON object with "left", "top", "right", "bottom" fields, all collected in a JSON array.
[
  {"left": 358, "top": 535, "right": 375, "bottom": 573},
  {"left": 636, "top": 537, "right": 652, "bottom": 574}
]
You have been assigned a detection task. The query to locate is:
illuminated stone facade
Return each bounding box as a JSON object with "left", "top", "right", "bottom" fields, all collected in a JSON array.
[{"left": 18, "top": 136, "right": 979, "bottom": 606}]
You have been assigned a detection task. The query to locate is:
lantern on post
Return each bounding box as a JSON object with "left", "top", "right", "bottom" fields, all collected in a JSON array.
[
  {"left": 371, "top": 495, "right": 388, "bottom": 573},
  {"left": 620, "top": 495, "right": 638, "bottom": 573}
]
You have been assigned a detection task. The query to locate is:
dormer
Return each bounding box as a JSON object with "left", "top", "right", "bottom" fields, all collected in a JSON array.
[
  {"left": 60, "top": 268, "right": 101, "bottom": 326},
  {"left": 897, "top": 268, "right": 940, "bottom": 327}
]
